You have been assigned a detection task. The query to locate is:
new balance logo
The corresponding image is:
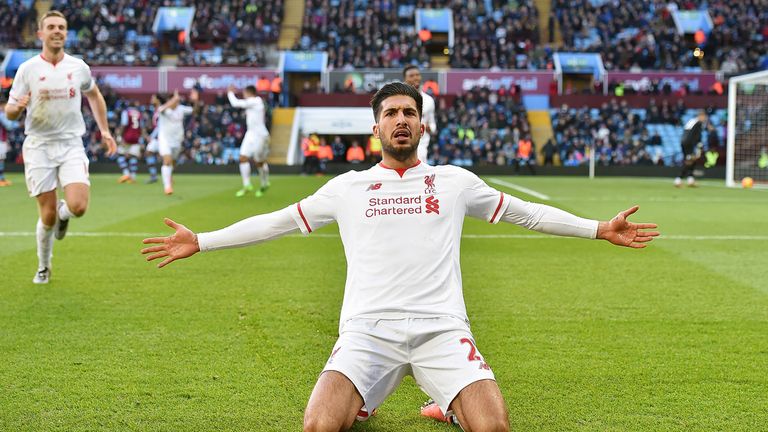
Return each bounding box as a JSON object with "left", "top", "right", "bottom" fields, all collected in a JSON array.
[
  {"left": 366, "top": 183, "right": 382, "bottom": 191},
  {"left": 39, "top": 76, "right": 46, "bottom": 81},
  {"left": 425, "top": 195, "right": 440, "bottom": 214}
]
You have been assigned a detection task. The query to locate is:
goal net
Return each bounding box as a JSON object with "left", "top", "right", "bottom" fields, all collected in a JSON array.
[{"left": 726, "top": 70, "right": 768, "bottom": 188}]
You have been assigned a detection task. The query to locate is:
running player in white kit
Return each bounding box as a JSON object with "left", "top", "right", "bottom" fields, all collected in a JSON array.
[
  {"left": 5, "top": 11, "right": 117, "bottom": 284},
  {"left": 403, "top": 65, "right": 436, "bottom": 164},
  {"left": 227, "top": 84, "right": 271, "bottom": 197},
  {"left": 156, "top": 89, "right": 197, "bottom": 195},
  {"left": 142, "top": 82, "right": 659, "bottom": 431}
]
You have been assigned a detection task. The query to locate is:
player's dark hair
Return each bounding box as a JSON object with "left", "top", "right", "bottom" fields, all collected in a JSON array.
[
  {"left": 402, "top": 65, "right": 419, "bottom": 78},
  {"left": 245, "top": 85, "right": 257, "bottom": 95},
  {"left": 370, "top": 82, "right": 422, "bottom": 122}
]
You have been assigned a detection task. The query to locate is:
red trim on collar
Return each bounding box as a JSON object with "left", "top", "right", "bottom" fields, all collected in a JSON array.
[
  {"left": 379, "top": 160, "right": 421, "bottom": 178},
  {"left": 40, "top": 53, "right": 63, "bottom": 67}
]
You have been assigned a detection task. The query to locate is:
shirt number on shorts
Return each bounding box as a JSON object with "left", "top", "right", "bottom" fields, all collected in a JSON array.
[{"left": 460, "top": 338, "right": 491, "bottom": 370}]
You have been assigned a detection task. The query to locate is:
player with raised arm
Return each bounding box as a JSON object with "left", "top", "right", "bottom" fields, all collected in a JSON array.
[
  {"left": 156, "top": 89, "right": 197, "bottom": 195},
  {"left": 403, "top": 65, "right": 436, "bottom": 164},
  {"left": 227, "top": 84, "right": 271, "bottom": 197},
  {"left": 142, "top": 82, "right": 658, "bottom": 431},
  {"left": 5, "top": 10, "right": 117, "bottom": 284}
]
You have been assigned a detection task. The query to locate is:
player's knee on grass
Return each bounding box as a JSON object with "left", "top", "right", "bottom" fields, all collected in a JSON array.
[{"left": 303, "top": 411, "right": 355, "bottom": 432}]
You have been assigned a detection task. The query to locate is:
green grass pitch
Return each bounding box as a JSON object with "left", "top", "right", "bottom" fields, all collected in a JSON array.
[{"left": 1, "top": 172, "right": 766, "bottom": 431}]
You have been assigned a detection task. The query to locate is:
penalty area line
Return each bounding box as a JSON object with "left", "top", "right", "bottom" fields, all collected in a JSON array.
[{"left": 487, "top": 178, "right": 551, "bottom": 201}]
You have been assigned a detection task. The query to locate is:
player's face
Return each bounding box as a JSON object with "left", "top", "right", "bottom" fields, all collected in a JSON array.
[
  {"left": 38, "top": 16, "right": 68, "bottom": 50},
  {"left": 373, "top": 95, "right": 424, "bottom": 161},
  {"left": 404, "top": 69, "right": 422, "bottom": 89}
]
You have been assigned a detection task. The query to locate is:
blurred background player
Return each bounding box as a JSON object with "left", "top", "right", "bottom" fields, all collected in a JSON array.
[
  {"left": 227, "top": 84, "right": 271, "bottom": 197},
  {"left": 0, "top": 97, "right": 20, "bottom": 186},
  {"left": 4, "top": 10, "right": 117, "bottom": 284},
  {"left": 143, "top": 94, "right": 162, "bottom": 184},
  {"left": 403, "top": 65, "right": 436, "bottom": 164},
  {"left": 156, "top": 89, "right": 198, "bottom": 195},
  {"left": 675, "top": 110, "right": 708, "bottom": 188},
  {"left": 116, "top": 101, "right": 143, "bottom": 184}
]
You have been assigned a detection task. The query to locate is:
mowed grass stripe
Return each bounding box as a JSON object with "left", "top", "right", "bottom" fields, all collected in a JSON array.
[{"left": 1, "top": 173, "right": 766, "bottom": 431}]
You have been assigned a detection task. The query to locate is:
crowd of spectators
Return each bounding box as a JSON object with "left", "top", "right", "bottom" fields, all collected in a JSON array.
[
  {"left": 550, "top": 99, "right": 725, "bottom": 167},
  {"left": 297, "top": 0, "right": 428, "bottom": 69},
  {"left": 551, "top": 101, "right": 665, "bottom": 167},
  {"left": 449, "top": 0, "right": 543, "bottom": 70},
  {"left": 0, "top": 0, "right": 36, "bottom": 48},
  {"left": 552, "top": 0, "right": 768, "bottom": 74},
  {"left": 6, "top": 1, "right": 283, "bottom": 67},
  {"left": 430, "top": 85, "right": 535, "bottom": 167}
]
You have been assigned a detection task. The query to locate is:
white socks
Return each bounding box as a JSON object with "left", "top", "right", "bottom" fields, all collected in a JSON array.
[
  {"left": 239, "top": 162, "right": 251, "bottom": 187},
  {"left": 259, "top": 163, "right": 270, "bottom": 188},
  {"left": 161, "top": 165, "right": 173, "bottom": 189},
  {"left": 36, "top": 218, "right": 54, "bottom": 269},
  {"left": 58, "top": 201, "right": 74, "bottom": 221}
]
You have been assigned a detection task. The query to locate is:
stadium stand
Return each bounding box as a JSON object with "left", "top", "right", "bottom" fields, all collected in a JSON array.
[
  {"left": 0, "top": 0, "right": 36, "bottom": 48},
  {"left": 44, "top": 0, "right": 283, "bottom": 66},
  {"left": 296, "top": 0, "right": 427, "bottom": 69},
  {"left": 552, "top": 0, "right": 767, "bottom": 73},
  {"left": 550, "top": 100, "right": 726, "bottom": 166},
  {"left": 431, "top": 85, "right": 532, "bottom": 167},
  {"left": 450, "top": 0, "right": 543, "bottom": 69}
]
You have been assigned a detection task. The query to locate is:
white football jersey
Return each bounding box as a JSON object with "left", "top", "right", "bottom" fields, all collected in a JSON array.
[
  {"left": 227, "top": 91, "right": 269, "bottom": 136},
  {"left": 420, "top": 91, "right": 437, "bottom": 135},
  {"left": 288, "top": 162, "right": 509, "bottom": 324},
  {"left": 157, "top": 105, "right": 193, "bottom": 145},
  {"left": 8, "top": 54, "right": 94, "bottom": 144}
]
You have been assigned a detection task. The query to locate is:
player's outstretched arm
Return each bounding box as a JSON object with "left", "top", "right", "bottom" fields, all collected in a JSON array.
[
  {"left": 141, "top": 218, "right": 200, "bottom": 268},
  {"left": 596, "top": 206, "right": 659, "bottom": 248},
  {"left": 142, "top": 207, "right": 302, "bottom": 268}
]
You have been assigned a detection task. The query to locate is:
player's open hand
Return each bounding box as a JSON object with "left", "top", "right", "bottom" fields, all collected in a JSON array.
[
  {"left": 141, "top": 218, "right": 200, "bottom": 268},
  {"left": 597, "top": 205, "right": 659, "bottom": 248},
  {"left": 102, "top": 132, "right": 117, "bottom": 157}
]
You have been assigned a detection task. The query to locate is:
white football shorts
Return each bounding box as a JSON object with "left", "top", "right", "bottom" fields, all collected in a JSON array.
[
  {"left": 158, "top": 135, "right": 182, "bottom": 159},
  {"left": 240, "top": 131, "right": 270, "bottom": 162},
  {"left": 0, "top": 140, "right": 7, "bottom": 160},
  {"left": 322, "top": 315, "right": 495, "bottom": 416},
  {"left": 146, "top": 138, "right": 159, "bottom": 154},
  {"left": 118, "top": 143, "right": 142, "bottom": 158},
  {"left": 22, "top": 136, "right": 90, "bottom": 197}
]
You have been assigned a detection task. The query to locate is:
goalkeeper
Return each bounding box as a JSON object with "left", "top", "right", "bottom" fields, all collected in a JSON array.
[{"left": 675, "top": 110, "right": 707, "bottom": 187}]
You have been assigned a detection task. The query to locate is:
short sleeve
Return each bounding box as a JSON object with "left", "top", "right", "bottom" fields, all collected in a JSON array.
[
  {"left": 461, "top": 169, "right": 509, "bottom": 224},
  {"left": 179, "top": 105, "right": 194, "bottom": 115},
  {"left": 288, "top": 176, "right": 345, "bottom": 234},
  {"left": 79, "top": 61, "right": 95, "bottom": 92},
  {"left": 8, "top": 63, "right": 29, "bottom": 104}
]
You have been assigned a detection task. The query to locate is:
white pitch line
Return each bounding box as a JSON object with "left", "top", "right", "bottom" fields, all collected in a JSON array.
[
  {"left": 488, "top": 178, "right": 550, "bottom": 200},
  {"left": 1, "top": 232, "right": 766, "bottom": 241}
]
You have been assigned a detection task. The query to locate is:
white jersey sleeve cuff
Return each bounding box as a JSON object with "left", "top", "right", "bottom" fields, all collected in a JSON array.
[
  {"left": 288, "top": 201, "right": 313, "bottom": 235},
  {"left": 197, "top": 207, "right": 300, "bottom": 252}
]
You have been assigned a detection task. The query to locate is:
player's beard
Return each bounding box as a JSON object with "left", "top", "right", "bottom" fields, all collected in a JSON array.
[{"left": 381, "top": 134, "right": 419, "bottom": 162}]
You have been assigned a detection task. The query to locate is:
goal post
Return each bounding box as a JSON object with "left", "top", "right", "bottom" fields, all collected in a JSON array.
[{"left": 726, "top": 70, "right": 768, "bottom": 188}]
